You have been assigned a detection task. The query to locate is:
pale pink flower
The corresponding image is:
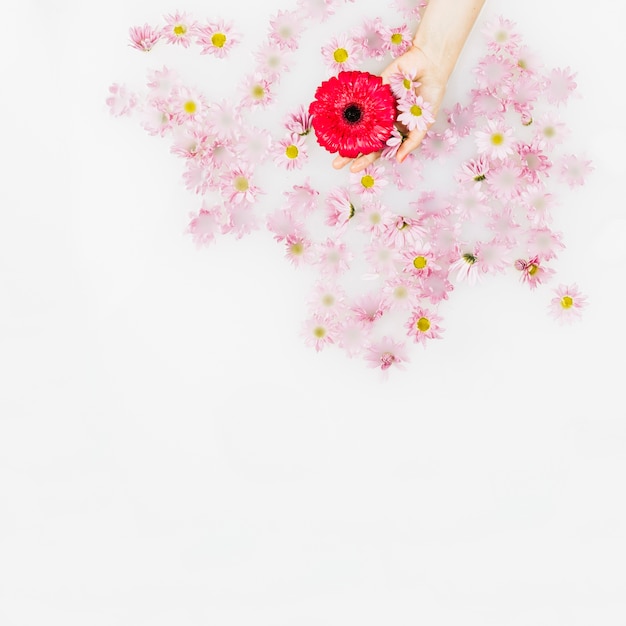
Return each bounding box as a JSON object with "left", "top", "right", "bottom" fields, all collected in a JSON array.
[
  {"left": 381, "top": 127, "right": 406, "bottom": 161},
  {"left": 128, "top": 24, "right": 161, "bottom": 52},
  {"left": 475, "top": 119, "right": 515, "bottom": 160},
  {"left": 446, "top": 103, "right": 476, "bottom": 139},
  {"left": 309, "top": 281, "right": 347, "bottom": 316},
  {"left": 402, "top": 249, "right": 440, "bottom": 279},
  {"left": 285, "top": 233, "right": 315, "bottom": 267},
  {"left": 186, "top": 203, "right": 222, "bottom": 247},
  {"left": 482, "top": 16, "right": 521, "bottom": 54},
  {"left": 406, "top": 307, "right": 444, "bottom": 345},
  {"left": 315, "top": 239, "right": 353, "bottom": 276},
  {"left": 397, "top": 94, "right": 435, "bottom": 132},
  {"left": 146, "top": 66, "right": 180, "bottom": 100},
  {"left": 352, "top": 17, "right": 386, "bottom": 59},
  {"left": 172, "top": 86, "right": 208, "bottom": 124},
  {"left": 421, "top": 271, "right": 455, "bottom": 304},
  {"left": 235, "top": 125, "right": 272, "bottom": 163},
  {"left": 351, "top": 163, "right": 388, "bottom": 197},
  {"left": 106, "top": 83, "right": 137, "bottom": 117},
  {"left": 456, "top": 154, "right": 491, "bottom": 186},
  {"left": 487, "top": 161, "right": 524, "bottom": 200},
  {"left": 474, "top": 54, "right": 515, "bottom": 92},
  {"left": 384, "top": 214, "right": 427, "bottom": 250},
  {"left": 420, "top": 129, "right": 458, "bottom": 160},
  {"left": 558, "top": 154, "right": 594, "bottom": 188},
  {"left": 240, "top": 73, "right": 274, "bottom": 108},
  {"left": 363, "top": 240, "right": 402, "bottom": 277},
  {"left": 321, "top": 34, "right": 362, "bottom": 73},
  {"left": 204, "top": 137, "right": 236, "bottom": 171},
  {"left": 161, "top": 12, "right": 197, "bottom": 47},
  {"left": 325, "top": 187, "right": 355, "bottom": 231},
  {"left": 514, "top": 255, "right": 555, "bottom": 290},
  {"left": 392, "top": 0, "right": 428, "bottom": 21},
  {"left": 548, "top": 284, "right": 588, "bottom": 324},
  {"left": 388, "top": 71, "right": 421, "bottom": 100},
  {"left": 521, "top": 186, "right": 557, "bottom": 227},
  {"left": 268, "top": 10, "right": 303, "bottom": 50},
  {"left": 515, "top": 45, "right": 544, "bottom": 75},
  {"left": 534, "top": 112, "right": 569, "bottom": 147},
  {"left": 471, "top": 88, "right": 506, "bottom": 119},
  {"left": 254, "top": 43, "right": 291, "bottom": 81},
  {"left": 383, "top": 275, "right": 419, "bottom": 312},
  {"left": 356, "top": 199, "right": 395, "bottom": 236},
  {"left": 379, "top": 23, "right": 413, "bottom": 57},
  {"left": 474, "top": 238, "right": 511, "bottom": 275},
  {"left": 351, "top": 292, "right": 390, "bottom": 325},
  {"left": 297, "top": 0, "right": 338, "bottom": 22},
  {"left": 515, "top": 139, "right": 551, "bottom": 184},
  {"left": 526, "top": 227, "right": 565, "bottom": 262},
  {"left": 302, "top": 313, "right": 337, "bottom": 352},
  {"left": 389, "top": 153, "right": 423, "bottom": 191},
  {"left": 220, "top": 165, "right": 262, "bottom": 204},
  {"left": 283, "top": 104, "right": 312, "bottom": 136},
  {"left": 336, "top": 317, "right": 369, "bottom": 358},
  {"left": 222, "top": 204, "right": 259, "bottom": 239},
  {"left": 196, "top": 19, "right": 240, "bottom": 58},
  {"left": 266, "top": 209, "right": 305, "bottom": 242},
  {"left": 364, "top": 336, "right": 410, "bottom": 375},
  {"left": 273, "top": 133, "right": 308, "bottom": 170},
  {"left": 545, "top": 67, "right": 577, "bottom": 105},
  {"left": 448, "top": 250, "right": 483, "bottom": 285},
  {"left": 283, "top": 180, "right": 320, "bottom": 217},
  {"left": 454, "top": 185, "right": 489, "bottom": 220}
]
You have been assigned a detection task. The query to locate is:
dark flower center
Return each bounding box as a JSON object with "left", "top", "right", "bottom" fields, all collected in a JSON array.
[{"left": 343, "top": 104, "right": 362, "bottom": 124}]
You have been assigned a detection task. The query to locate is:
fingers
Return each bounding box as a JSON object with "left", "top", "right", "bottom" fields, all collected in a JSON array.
[
  {"left": 396, "top": 129, "right": 427, "bottom": 163},
  {"left": 332, "top": 151, "right": 381, "bottom": 173}
]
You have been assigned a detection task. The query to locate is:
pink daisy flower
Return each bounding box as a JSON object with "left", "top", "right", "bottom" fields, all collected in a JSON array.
[
  {"left": 321, "top": 34, "right": 362, "bottom": 73},
  {"left": 283, "top": 104, "right": 313, "bottom": 136},
  {"left": 351, "top": 162, "right": 388, "bottom": 197},
  {"left": 302, "top": 314, "right": 337, "bottom": 352},
  {"left": 128, "top": 24, "right": 161, "bottom": 52},
  {"left": 527, "top": 227, "right": 565, "bottom": 262},
  {"left": 365, "top": 336, "right": 410, "bottom": 374},
  {"left": 254, "top": 42, "right": 292, "bottom": 81},
  {"left": 474, "top": 54, "right": 515, "bottom": 92},
  {"left": 534, "top": 112, "right": 569, "bottom": 147},
  {"left": 356, "top": 198, "right": 395, "bottom": 236},
  {"left": 309, "top": 281, "right": 347, "bottom": 316},
  {"left": 406, "top": 307, "right": 444, "bottom": 345},
  {"left": 186, "top": 203, "right": 222, "bottom": 247},
  {"left": 381, "top": 127, "right": 406, "bottom": 161},
  {"left": 379, "top": 23, "right": 413, "bottom": 57},
  {"left": 475, "top": 119, "right": 515, "bottom": 160},
  {"left": 220, "top": 165, "right": 262, "bottom": 204},
  {"left": 235, "top": 125, "right": 272, "bottom": 163},
  {"left": 548, "top": 284, "right": 588, "bottom": 324},
  {"left": 383, "top": 276, "right": 419, "bottom": 311},
  {"left": 273, "top": 133, "right": 308, "bottom": 170},
  {"left": 222, "top": 204, "right": 259, "bottom": 239},
  {"left": 336, "top": 317, "right": 370, "bottom": 358},
  {"left": 285, "top": 233, "right": 316, "bottom": 267},
  {"left": 397, "top": 94, "right": 435, "bottom": 132},
  {"left": 448, "top": 250, "right": 483, "bottom": 286},
  {"left": 315, "top": 238, "right": 353, "bottom": 276},
  {"left": 384, "top": 214, "right": 426, "bottom": 250},
  {"left": 391, "top": 0, "right": 428, "bottom": 21},
  {"left": 161, "top": 12, "right": 197, "bottom": 47},
  {"left": 514, "top": 255, "right": 555, "bottom": 290},
  {"left": 351, "top": 292, "right": 390, "bottom": 326},
  {"left": 325, "top": 186, "right": 355, "bottom": 231},
  {"left": 402, "top": 249, "right": 440, "bottom": 280},
  {"left": 482, "top": 16, "right": 521, "bottom": 54},
  {"left": 266, "top": 209, "right": 306, "bottom": 243},
  {"left": 456, "top": 154, "right": 491, "bottom": 186},
  {"left": 196, "top": 19, "right": 239, "bottom": 58},
  {"left": 388, "top": 70, "right": 421, "bottom": 100},
  {"left": 106, "top": 83, "right": 137, "bottom": 117},
  {"left": 240, "top": 73, "right": 274, "bottom": 108},
  {"left": 446, "top": 103, "right": 476, "bottom": 139},
  {"left": 558, "top": 154, "right": 594, "bottom": 188},
  {"left": 363, "top": 240, "right": 402, "bottom": 277},
  {"left": 297, "top": 0, "right": 338, "bottom": 22},
  {"left": 283, "top": 181, "right": 320, "bottom": 216},
  {"left": 352, "top": 17, "right": 386, "bottom": 59},
  {"left": 516, "top": 140, "right": 551, "bottom": 184},
  {"left": 545, "top": 67, "right": 578, "bottom": 105},
  {"left": 268, "top": 10, "right": 303, "bottom": 51}
]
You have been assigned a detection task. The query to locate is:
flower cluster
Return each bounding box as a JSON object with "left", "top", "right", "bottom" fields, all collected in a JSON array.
[{"left": 108, "top": 1, "right": 591, "bottom": 377}]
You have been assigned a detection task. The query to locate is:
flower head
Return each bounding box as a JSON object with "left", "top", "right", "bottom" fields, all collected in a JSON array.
[
  {"left": 548, "top": 284, "right": 588, "bottom": 324},
  {"left": 196, "top": 20, "right": 239, "bottom": 58},
  {"left": 128, "top": 24, "right": 161, "bottom": 52},
  {"left": 309, "top": 70, "right": 397, "bottom": 158}
]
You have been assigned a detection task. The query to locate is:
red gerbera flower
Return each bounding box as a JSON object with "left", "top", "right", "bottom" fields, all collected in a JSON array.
[{"left": 309, "top": 70, "right": 397, "bottom": 158}]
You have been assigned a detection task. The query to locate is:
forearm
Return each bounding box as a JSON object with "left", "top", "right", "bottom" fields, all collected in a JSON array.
[{"left": 413, "top": 0, "right": 486, "bottom": 81}]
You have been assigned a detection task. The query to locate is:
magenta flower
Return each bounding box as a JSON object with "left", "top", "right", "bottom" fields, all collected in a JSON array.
[{"left": 309, "top": 70, "right": 397, "bottom": 158}]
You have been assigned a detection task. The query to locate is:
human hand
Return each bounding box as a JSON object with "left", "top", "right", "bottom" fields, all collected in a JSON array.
[{"left": 332, "top": 45, "right": 448, "bottom": 173}]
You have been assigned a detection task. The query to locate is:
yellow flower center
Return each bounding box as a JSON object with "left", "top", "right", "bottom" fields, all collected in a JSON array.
[
  {"left": 322, "top": 294, "right": 335, "bottom": 307},
  {"left": 333, "top": 48, "right": 349, "bottom": 63},
  {"left": 391, "top": 33, "right": 403, "bottom": 45},
  {"left": 403, "top": 78, "right": 412, "bottom": 90},
  {"left": 173, "top": 24, "right": 187, "bottom": 36},
  {"left": 410, "top": 104, "right": 423, "bottom": 117},
  {"left": 518, "top": 59, "right": 527, "bottom": 70},
  {"left": 285, "top": 145, "right": 299, "bottom": 159},
  {"left": 561, "top": 295, "right": 574, "bottom": 309},
  {"left": 416, "top": 317, "right": 431, "bottom": 332},
  {"left": 496, "top": 30, "right": 508, "bottom": 42},
  {"left": 183, "top": 100, "right": 197, "bottom": 114},
  {"left": 361, "top": 175, "right": 375, "bottom": 188},
  {"left": 211, "top": 33, "right": 227, "bottom": 48},
  {"left": 413, "top": 256, "right": 427, "bottom": 269},
  {"left": 528, "top": 263, "right": 539, "bottom": 276},
  {"left": 394, "top": 286, "right": 408, "bottom": 299},
  {"left": 252, "top": 85, "right": 265, "bottom": 99},
  {"left": 544, "top": 126, "right": 556, "bottom": 138},
  {"left": 290, "top": 242, "right": 303, "bottom": 255},
  {"left": 234, "top": 176, "right": 249, "bottom": 192},
  {"left": 370, "top": 213, "right": 381, "bottom": 224},
  {"left": 491, "top": 133, "right": 504, "bottom": 146},
  {"left": 313, "top": 326, "right": 326, "bottom": 339}
]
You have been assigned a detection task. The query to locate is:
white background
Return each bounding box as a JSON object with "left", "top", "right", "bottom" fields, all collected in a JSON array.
[{"left": 1, "top": 0, "right": 625, "bottom": 624}]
